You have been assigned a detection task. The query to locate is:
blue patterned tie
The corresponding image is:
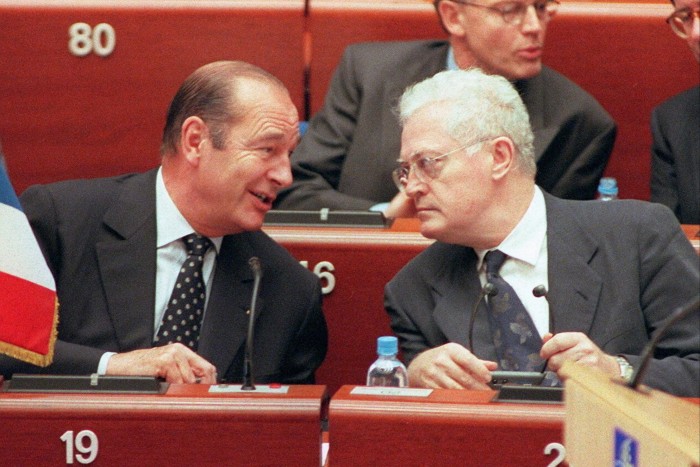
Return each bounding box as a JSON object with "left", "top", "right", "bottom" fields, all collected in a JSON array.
[
  {"left": 484, "top": 250, "right": 544, "bottom": 372},
  {"left": 154, "top": 234, "right": 212, "bottom": 351}
]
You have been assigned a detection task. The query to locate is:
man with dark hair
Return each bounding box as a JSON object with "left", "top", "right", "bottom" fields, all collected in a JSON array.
[
  {"left": 650, "top": 0, "right": 699, "bottom": 224},
  {"left": 275, "top": 0, "right": 616, "bottom": 216},
  {"left": 0, "top": 61, "right": 328, "bottom": 384}
]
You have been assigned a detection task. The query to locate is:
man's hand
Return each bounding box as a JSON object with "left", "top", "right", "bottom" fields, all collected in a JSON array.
[
  {"left": 384, "top": 192, "right": 416, "bottom": 219},
  {"left": 541, "top": 332, "right": 620, "bottom": 379},
  {"left": 407, "top": 343, "right": 498, "bottom": 389},
  {"left": 106, "top": 343, "right": 218, "bottom": 384}
]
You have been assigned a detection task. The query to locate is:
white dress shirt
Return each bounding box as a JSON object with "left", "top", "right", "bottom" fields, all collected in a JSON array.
[{"left": 475, "top": 187, "right": 550, "bottom": 337}]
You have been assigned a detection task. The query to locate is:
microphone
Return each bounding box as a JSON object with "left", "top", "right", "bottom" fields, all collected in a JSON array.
[
  {"left": 468, "top": 282, "right": 498, "bottom": 354},
  {"left": 532, "top": 285, "right": 555, "bottom": 334},
  {"left": 532, "top": 285, "right": 556, "bottom": 376},
  {"left": 241, "top": 257, "right": 263, "bottom": 390},
  {"left": 628, "top": 297, "right": 699, "bottom": 390}
]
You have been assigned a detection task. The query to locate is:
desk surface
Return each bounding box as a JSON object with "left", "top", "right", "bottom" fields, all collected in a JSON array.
[
  {"left": 329, "top": 385, "right": 566, "bottom": 466},
  {"left": 0, "top": 384, "right": 327, "bottom": 467}
]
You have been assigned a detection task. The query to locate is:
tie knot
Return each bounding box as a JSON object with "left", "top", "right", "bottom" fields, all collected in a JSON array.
[
  {"left": 484, "top": 249, "right": 507, "bottom": 276},
  {"left": 183, "top": 233, "right": 212, "bottom": 257}
]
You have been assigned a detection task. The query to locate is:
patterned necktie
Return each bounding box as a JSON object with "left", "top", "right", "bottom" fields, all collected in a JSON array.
[
  {"left": 484, "top": 250, "right": 544, "bottom": 372},
  {"left": 154, "top": 234, "right": 212, "bottom": 351}
]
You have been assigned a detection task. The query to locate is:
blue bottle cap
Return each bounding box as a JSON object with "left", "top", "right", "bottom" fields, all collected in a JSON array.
[
  {"left": 598, "top": 177, "right": 618, "bottom": 196},
  {"left": 377, "top": 336, "right": 398, "bottom": 356}
]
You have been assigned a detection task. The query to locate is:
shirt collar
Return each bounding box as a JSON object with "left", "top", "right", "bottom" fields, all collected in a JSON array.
[
  {"left": 446, "top": 45, "right": 458, "bottom": 71},
  {"left": 476, "top": 186, "right": 547, "bottom": 269},
  {"left": 155, "top": 167, "right": 222, "bottom": 253}
]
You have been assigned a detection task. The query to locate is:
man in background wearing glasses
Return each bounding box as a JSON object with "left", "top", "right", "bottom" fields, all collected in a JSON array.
[
  {"left": 650, "top": 0, "right": 699, "bottom": 224},
  {"left": 274, "top": 0, "right": 616, "bottom": 217},
  {"left": 384, "top": 68, "right": 699, "bottom": 397}
]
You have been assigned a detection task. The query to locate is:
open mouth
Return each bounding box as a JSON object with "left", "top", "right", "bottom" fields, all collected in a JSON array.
[{"left": 252, "top": 191, "right": 273, "bottom": 204}]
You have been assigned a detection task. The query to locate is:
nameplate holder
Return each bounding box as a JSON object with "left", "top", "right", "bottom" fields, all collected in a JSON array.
[
  {"left": 208, "top": 384, "right": 289, "bottom": 394},
  {"left": 264, "top": 210, "right": 390, "bottom": 228},
  {"left": 493, "top": 384, "right": 563, "bottom": 404},
  {"left": 3, "top": 374, "right": 168, "bottom": 394}
]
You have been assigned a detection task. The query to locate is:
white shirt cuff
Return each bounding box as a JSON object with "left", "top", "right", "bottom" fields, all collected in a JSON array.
[{"left": 97, "top": 352, "right": 117, "bottom": 375}]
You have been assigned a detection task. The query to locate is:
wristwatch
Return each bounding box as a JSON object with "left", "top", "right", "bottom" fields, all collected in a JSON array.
[{"left": 615, "top": 356, "right": 634, "bottom": 383}]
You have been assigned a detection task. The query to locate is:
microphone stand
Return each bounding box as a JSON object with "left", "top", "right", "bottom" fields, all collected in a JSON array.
[
  {"left": 628, "top": 297, "right": 699, "bottom": 390},
  {"left": 468, "top": 282, "right": 498, "bottom": 354},
  {"left": 242, "top": 257, "right": 263, "bottom": 390}
]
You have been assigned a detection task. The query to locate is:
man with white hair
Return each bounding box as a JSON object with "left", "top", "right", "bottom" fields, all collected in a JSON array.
[{"left": 384, "top": 68, "right": 699, "bottom": 397}]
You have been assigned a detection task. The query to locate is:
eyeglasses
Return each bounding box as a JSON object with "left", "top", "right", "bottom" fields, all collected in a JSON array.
[
  {"left": 449, "top": 0, "right": 560, "bottom": 26},
  {"left": 392, "top": 138, "right": 492, "bottom": 192},
  {"left": 666, "top": 7, "right": 700, "bottom": 39}
]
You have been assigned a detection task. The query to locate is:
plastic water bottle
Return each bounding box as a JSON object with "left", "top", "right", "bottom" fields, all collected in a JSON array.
[
  {"left": 366, "top": 336, "right": 408, "bottom": 387},
  {"left": 597, "top": 177, "right": 618, "bottom": 201}
]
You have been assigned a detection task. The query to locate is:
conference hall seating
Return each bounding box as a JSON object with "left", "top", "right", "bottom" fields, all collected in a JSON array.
[
  {"left": 306, "top": 0, "right": 699, "bottom": 201},
  {"left": 0, "top": 0, "right": 307, "bottom": 193},
  {"left": 1, "top": 0, "right": 698, "bottom": 394}
]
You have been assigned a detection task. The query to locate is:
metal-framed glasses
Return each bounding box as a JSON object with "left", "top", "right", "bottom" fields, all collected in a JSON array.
[
  {"left": 392, "top": 139, "right": 492, "bottom": 192},
  {"left": 449, "top": 0, "right": 560, "bottom": 26},
  {"left": 666, "top": 7, "right": 700, "bottom": 39}
]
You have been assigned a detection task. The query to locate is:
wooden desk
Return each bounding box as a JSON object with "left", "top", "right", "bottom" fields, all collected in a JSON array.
[
  {"left": 0, "top": 384, "right": 326, "bottom": 466},
  {"left": 265, "top": 220, "right": 432, "bottom": 394},
  {"left": 328, "top": 385, "right": 565, "bottom": 466}
]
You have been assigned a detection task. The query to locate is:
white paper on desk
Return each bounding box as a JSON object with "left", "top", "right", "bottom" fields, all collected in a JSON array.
[{"left": 350, "top": 387, "right": 432, "bottom": 397}]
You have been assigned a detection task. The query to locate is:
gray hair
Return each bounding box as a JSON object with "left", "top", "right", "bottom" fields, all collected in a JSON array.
[{"left": 398, "top": 68, "right": 537, "bottom": 176}]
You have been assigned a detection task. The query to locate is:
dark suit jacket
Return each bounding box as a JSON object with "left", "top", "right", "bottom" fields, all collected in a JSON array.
[
  {"left": 0, "top": 170, "right": 328, "bottom": 384},
  {"left": 385, "top": 193, "right": 700, "bottom": 397},
  {"left": 650, "top": 85, "right": 700, "bottom": 224},
  {"left": 275, "top": 40, "right": 616, "bottom": 210}
]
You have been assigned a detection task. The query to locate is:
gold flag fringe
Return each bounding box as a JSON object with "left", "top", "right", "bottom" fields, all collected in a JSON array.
[{"left": 0, "top": 297, "right": 59, "bottom": 367}]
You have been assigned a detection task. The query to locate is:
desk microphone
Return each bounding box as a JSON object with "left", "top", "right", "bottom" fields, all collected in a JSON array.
[
  {"left": 468, "top": 282, "right": 498, "bottom": 354},
  {"left": 532, "top": 285, "right": 556, "bottom": 376},
  {"left": 628, "top": 297, "right": 699, "bottom": 390},
  {"left": 241, "top": 257, "right": 263, "bottom": 390},
  {"left": 532, "top": 285, "right": 555, "bottom": 334}
]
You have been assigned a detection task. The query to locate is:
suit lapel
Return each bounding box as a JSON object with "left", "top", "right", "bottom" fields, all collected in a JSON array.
[
  {"left": 544, "top": 195, "right": 602, "bottom": 334},
  {"left": 198, "top": 233, "right": 261, "bottom": 376},
  {"left": 96, "top": 170, "right": 158, "bottom": 350}
]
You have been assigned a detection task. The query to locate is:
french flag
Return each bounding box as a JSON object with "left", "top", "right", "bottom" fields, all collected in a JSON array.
[{"left": 0, "top": 156, "right": 58, "bottom": 366}]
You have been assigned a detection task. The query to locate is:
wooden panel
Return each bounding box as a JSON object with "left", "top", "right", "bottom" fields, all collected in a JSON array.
[
  {"left": 307, "top": 1, "right": 442, "bottom": 115},
  {"left": 329, "top": 385, "right": 565, "bottom": 466},
  {"left": 0, "top": 1, "right": 305, "bottom": 194},
  {"left": 265, "top": 219, "right": 433, "bottom": 395},
  {"left": 0, "top": 383, "right": 326, "bottom": 466},
  {"left": 545, "top": 2, "right": 698, "bottom": 201}
]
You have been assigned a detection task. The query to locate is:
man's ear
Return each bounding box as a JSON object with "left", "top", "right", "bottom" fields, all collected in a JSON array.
[
  {"left": 180, "top": 116, "right": 208, "bottom": 166},
  {"left": 491, "top": 137, "right": 516, "bottom": 180},
  {"left": 438, "top": 0, "right": 468, "bottom": 37}
]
